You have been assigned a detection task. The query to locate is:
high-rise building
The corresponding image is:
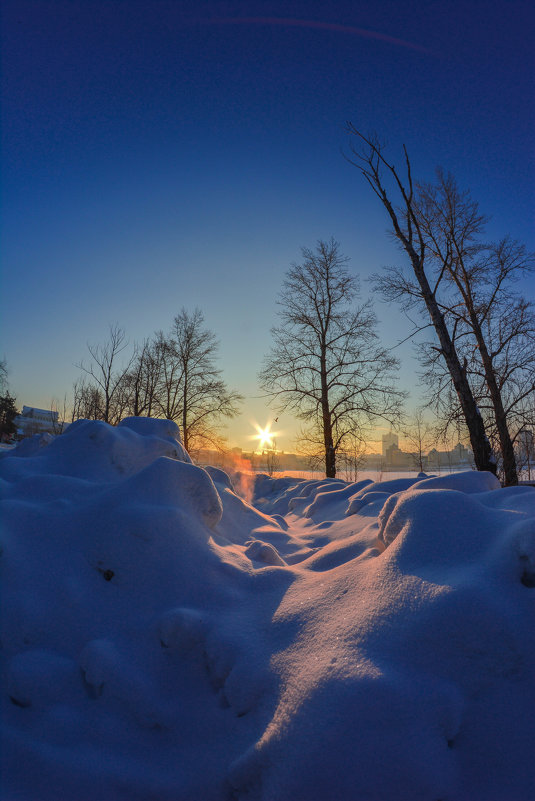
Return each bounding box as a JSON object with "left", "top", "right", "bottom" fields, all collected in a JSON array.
[{"left": 382, "top": 432, "right": 398, "bottom": 457}]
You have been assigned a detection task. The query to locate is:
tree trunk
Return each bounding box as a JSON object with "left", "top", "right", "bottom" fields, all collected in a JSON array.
[
  {"left": 182, "top": 408, "right": 188, "bottom": 452},
  {"left": 324, "top": 431, "right": 336, "bottom": 478},
  {"left": 407, "top": 252, "right": 497, "bottom": 476},
  {"left": 320, "top": 345, "right": 336, "bottom": 477},
  {"left": 441, "top": 248, "right": 518, "bottom": 484},
  {"left": 133, "top": 384, "right": 141, "bottom": 417},
  {"left": 182, "top": 377, "right": 188, "bottom": 452},
  {"left": 467, "top": 316, "right": 518, "bottom": 484},
  {"left": 345, "top": 131, "right": 497, "bottom": 478}
]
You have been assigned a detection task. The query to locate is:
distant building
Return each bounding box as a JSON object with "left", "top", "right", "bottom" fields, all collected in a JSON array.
[
  {"left": 385, "top": 442, "right": 413, "bottom": 468},
  {"left": 15, "top": 406, "right": 59, "bottom": 439},
  {"left": 382, "top": 432, "right": 398, "bottom": 457},
  {"left": 427, "top": 443, "right": 472, "bottom": 470},
  {"left": 450, "top": 442, "right": 471, "bottom": 464}
]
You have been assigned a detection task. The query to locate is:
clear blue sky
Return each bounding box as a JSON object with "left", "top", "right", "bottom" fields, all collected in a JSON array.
[{"left": 2, "top": 0, "right": 534, "bottom": 450}]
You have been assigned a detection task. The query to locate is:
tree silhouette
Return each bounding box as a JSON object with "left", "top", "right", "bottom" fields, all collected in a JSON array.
[{"left": 260, "top": 238, "right": 404, "bottom": 478}]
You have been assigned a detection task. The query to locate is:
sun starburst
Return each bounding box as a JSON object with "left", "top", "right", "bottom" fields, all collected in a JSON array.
[
  {"left": 249, "top": 420, "right": 281, "bottom": 451},
  {"left": 256, "top": 426, "right": 273, "bottom": 449}
]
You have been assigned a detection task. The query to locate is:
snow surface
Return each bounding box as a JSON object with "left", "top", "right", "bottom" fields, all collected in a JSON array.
[{"left": 1, "top": 418, "right": 534, "bottom": 801}]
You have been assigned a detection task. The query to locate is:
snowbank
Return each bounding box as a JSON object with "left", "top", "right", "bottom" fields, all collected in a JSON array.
[{"left": 1, "top": 419, "right": 534, "bottom": 800}]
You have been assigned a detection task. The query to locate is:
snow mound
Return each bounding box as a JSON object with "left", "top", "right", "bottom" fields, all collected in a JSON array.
[
  {"left": 253, "top": 474, "right": 346, "bottom": 517},
  {"left": 115, "top": 456, "right": 223, "bottom": 529},
  {"left": 0, "top": 416, "right": 190, "bottom": 485},
  {"left": 346, "top": 489, "right": 390, "bottom": 515},
  {"left": 2, "top": 429, "right": 534, "bottom": 801},
  {"left": 0, "top": 431, "right": 54, "bottom": 458},
  {"left": 411, "top": 469, "right": 501, "bottom": 493},
  {"left": 304, "top": 478, "right": 372, "bottom": 520}
]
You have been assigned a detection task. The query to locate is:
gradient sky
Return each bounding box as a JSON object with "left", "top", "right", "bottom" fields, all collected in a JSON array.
[{"left": 2, "top": 0, "right": 534, "bottom": 451}]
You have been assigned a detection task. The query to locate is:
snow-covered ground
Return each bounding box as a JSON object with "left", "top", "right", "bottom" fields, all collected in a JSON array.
[{"left": 1, "top": 418, "right": 534, "bottom": 801}]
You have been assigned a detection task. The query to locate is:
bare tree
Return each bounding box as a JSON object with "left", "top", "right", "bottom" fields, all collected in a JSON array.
[
  {"left": 259, "top": 238, "right": 405, "bottom": 478},
  {"left": 413, "top": 172, "right": 535, "bottom": 485},
  {"left": 402, "top": 409, "right": 435, "bottom": 473},
  {"left": 418, "top": 290, "right": 535, "bottom": 484},
  {"left": 49, "top": 395, "right": 69, "bottom": 434},
  {"left": 293, "top": 425, "right": 330, "bottom": 474},
  {"left": 337, "top": 431, "right": 368, "bottom": 482},
  {"left": 72, "top": 314, "right": 241, "bottom": 451},
  {"left": 162, "top": 309, "right": 243, "bottom": 454},
  {"left": 71, "top": 376, "right": 104, "bottom": 421},
  {"left": 76, "top": 325, "right": 134, "bottom": 424},
  {"left": 345, "top": 127, "right": 498, "bottom": 477},
  {"left": 121, "top": 338, "right": 164, "bottom": 418},
  {"left": 151, "top": 330, "right": 185, "bottom": 422},
  {"left": 264, "top": 439, "right": 280, "bottom": 477}
]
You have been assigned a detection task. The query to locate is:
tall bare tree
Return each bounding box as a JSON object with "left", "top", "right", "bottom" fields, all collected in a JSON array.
[
  {"left": 345, "top": 127, "right": 498, "bottom": 477},
  {"left": 259, "top": 238, "right": 404, "bottom": 478},
  {"left": 151, "top": 330, "right": 185, "bottom": 422},
  {"left": 73, "top": 315, "right": 241, "bottom": 452},
  {"left": 163, "top": 309, "right": 243, "bottom": 454},
  {"left": 123, "top": 338, "right": 164, "bottom": 418},
  {"left": 76, "top": 324, "right": 134, "bottom": 424},
  {"left": 71, "top": 376, "right": 104, "bottom": 421},
  {"left": 414, "top": 173, "right": 534, "bottom": 485}
]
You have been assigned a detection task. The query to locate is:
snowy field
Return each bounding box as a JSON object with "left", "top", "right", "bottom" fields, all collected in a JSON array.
[{"left": 1, "top": 418, "right": 534, "bottom": 801}]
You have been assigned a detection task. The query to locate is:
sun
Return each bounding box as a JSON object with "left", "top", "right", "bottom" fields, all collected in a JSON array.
[
  {"left": 256, "top": 426, "right": 274, "bottom": 449},
  {"left": 250, "top": 420, "right": 281, "bottom": 451}
]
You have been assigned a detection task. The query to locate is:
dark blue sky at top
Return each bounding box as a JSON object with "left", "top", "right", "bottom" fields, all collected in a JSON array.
[{"left": 2, "top": 0, "right": 534, "bottom": 449}]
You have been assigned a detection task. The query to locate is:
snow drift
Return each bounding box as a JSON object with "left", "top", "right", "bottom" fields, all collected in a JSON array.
[{"left": 1, "top": 418, "right": 534, "bottom": 800}]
